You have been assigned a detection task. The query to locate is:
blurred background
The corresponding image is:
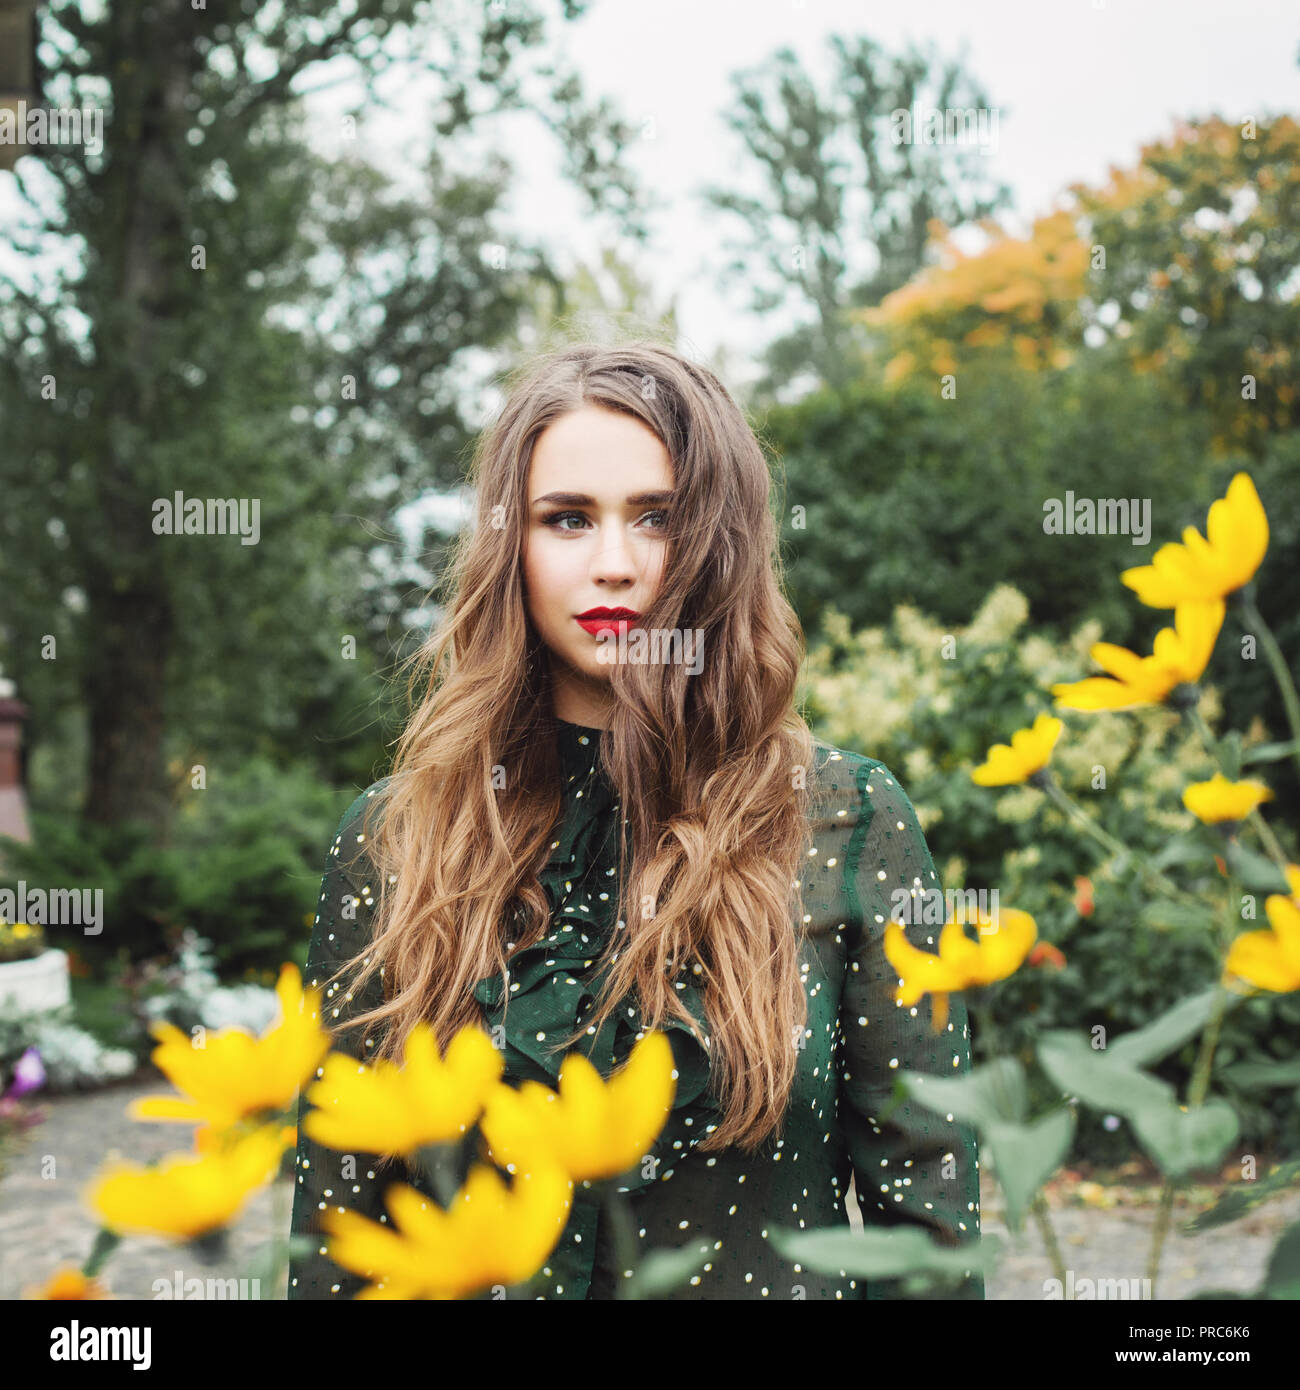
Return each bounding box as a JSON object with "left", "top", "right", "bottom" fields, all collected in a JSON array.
[{"left": 0, "top": 0, "right": 1297, "bottom": 1212}]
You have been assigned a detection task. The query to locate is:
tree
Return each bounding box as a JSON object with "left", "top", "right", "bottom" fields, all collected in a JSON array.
[
  {"left": 1070, "top": 114, "right": 1300, "bottom": 459},
  {"left": 699, "top": 33, "right": 1012, "bottom": 398},
  {"left": 0, "top": 0, "right": 647, "bottom": 833},
  {"left": 861, "top": 114, "right": 1300, "bottom": 457}
]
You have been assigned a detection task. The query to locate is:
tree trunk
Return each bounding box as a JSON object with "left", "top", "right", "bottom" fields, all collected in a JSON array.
[{"left": 83, "top": 579, "right": 174, "bottom": 836}]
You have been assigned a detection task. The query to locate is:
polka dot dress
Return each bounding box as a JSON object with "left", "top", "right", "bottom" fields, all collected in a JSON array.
[{"left": 287, "top": 721, "right": 983, "bottom": 1301}]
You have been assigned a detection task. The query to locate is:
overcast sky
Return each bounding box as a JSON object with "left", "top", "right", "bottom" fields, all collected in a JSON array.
[
  {"left": 3, "top": 0, "right": 1294, "bottom": 540},
  {"left": 515, "top": 0, "right": 1298, "bottom": 379}
]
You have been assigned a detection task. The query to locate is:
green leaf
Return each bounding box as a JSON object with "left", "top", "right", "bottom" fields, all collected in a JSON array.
[
  {"left": 1218, "top": 730, "right": 1243, "bottom": 780},
  {"left": 899, "top": 1056, "right": 1027, "bottom": 1126},
  {"left": 1138, "top": 899, "right": 1221, "bottom": 933},
  {"left": 1241, "top": 738, "right": 1300, "bottom": 767},
  {"left": 767, "top": 1223, "right": 996, "bottom": 1284},
  {"left": 1129, "top": 1099, "right": 1238, "bottom": 1178},
  {"left": 1037, "top": 1030, "right": 1175, "bottom": 1113},
  {"left": 1108, "top": 985, "right": 1226, "bottom": 1067},
  {"left": 619, "top": 1238, "right": 715, "bottom": 1299},
  {"left": 1260, "top": 1221, "right": 1300, "bottom": 1299},
  {"left": 1149, "top": 833, "right": 1213, "bottom": 872},
  {"left": 1219, "top": 1058, "right": 1300, "bottom": 1090},
  {"left": 983, "top": 1107, "right": 1076, "bottom": 1235},
  {"left": 1225, "top": 841, "right": 1290, "bottom": 894},
  {"left": 82, "top": 1227, "right": 123, "bottom": 1279},
  {"left": 1184, "top": 1159, "right": 1300, "bottom": 1233}
]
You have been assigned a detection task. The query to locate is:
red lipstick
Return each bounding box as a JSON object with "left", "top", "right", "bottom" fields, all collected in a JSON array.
[{"left": 575, "top": 606, "right": 641, "bottom": 636}]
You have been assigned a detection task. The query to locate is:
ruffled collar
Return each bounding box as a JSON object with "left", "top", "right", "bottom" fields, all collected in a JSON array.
[{"left": 470, "top": 717, "right": 722, "bottom": 1190}]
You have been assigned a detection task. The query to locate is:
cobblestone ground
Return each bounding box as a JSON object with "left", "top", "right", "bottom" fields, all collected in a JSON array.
[{"left": 2, "top": 1074, "right": 1296, "bottom": 1300}]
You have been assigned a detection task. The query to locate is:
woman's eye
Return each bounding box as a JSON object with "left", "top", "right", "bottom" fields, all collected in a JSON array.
[{"left": 543, "top": 509, "right": 669, "bottom": 532}]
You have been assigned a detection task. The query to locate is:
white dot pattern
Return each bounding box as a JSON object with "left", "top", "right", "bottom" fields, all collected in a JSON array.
[{"left": 286, "top": 723, "right": 983, "bottom": 1301}]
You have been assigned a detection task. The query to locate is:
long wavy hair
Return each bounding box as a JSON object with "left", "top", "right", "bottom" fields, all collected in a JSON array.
[{"left": 322, "top": 339, "right": 818, "bottom": 1155}]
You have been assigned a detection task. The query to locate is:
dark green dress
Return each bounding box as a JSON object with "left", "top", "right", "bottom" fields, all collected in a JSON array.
[{"left": 287, "top": 721, "right": 983, "bottom": 1300}]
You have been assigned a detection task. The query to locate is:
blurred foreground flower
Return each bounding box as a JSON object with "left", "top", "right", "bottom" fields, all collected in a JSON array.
[
  {"left": 1051, "top": 600, "right": 1224, "bottom": 711},
  {"left": 1223, "top": 889, "right": 1300, "bottom": 995},
  {"left": 971, "top": 713, "right": 1063, "bottom": 786},
  {"left": 1027, "top": 941, "right": 1067, "bottom": 970},
  {"left": 86, "top": 1124, "right": 288, "bottom": 1240},
  {"left": 1121, "top": 472, "right": 1268, "bottom": 607},
  {"left": 321, "top": 1158, "right": 573, "bottom": 1299},
  {"left": 24, "top": 1267, "right": 111, "bottom": 1300},
  {"left": 128, "top": 963, "right": 330, "bottom": 1133},
  {"left": 303, "top": 1022, "right": 504, "bottom": 1155},
  {"left": 1182, "top": 772, "right": 1275, "bottom": 826},
  {"left": 884, "top": 908, "right": 1038, "bottom": 1032},
  {"left": 480, "top": 1030, "right": 676, "bottom": 1182},
  {"left": 1072, "top": 876, "right": 1094, "bottom": 918}
]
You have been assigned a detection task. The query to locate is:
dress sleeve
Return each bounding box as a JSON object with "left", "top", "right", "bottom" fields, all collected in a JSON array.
[
  {"left": 287, "top": 785, "right": 397, "bottom": 1300},
  {"left": 837, "top": 757, "right": 984, "bottom": 1300}
]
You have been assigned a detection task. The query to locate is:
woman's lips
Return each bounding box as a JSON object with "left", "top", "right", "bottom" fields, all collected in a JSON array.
[{"left": 575, "top": 614, "right": 640, "bottom": 636}]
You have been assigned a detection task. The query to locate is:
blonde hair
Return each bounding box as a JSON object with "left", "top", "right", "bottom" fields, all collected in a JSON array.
[{"left": 324, "top": 338, "right": 816, "bottom": 1154}]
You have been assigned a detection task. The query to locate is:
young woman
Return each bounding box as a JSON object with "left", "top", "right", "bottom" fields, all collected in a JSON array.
[{"left": 287, "top": 340, "right": 983, "bottom": 1301}]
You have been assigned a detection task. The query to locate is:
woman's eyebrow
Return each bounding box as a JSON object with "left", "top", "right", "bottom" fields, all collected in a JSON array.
[{"left": 530, "top": 490, "right": 674, "bottom": 508}]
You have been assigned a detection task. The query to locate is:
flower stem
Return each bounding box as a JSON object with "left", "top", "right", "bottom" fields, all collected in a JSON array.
[
  {"left": 1184, "top": 706, "right": 1291, "bottom": 877},
  {"left": 1234, "top": 590, "right": 1300, "bottom": 785},
  {"left": 975, "top": 1005, "right": 1069, "bottom": 1295},
  {"left": 269, "top": 1158, "right": 289, "bottom": 1298},
  {"left": 1145, "top": 880, "right": 1237, "bottom": 1296},
  {"left": 1030, "top": 1190, "right": 1069, "bottom": 1291},
  {"left": 601, "top": 1186, "right": 642, "bottom": 1298},
  {"left": 1037, "top": 776, "right": 1204, "bottom": 907}
]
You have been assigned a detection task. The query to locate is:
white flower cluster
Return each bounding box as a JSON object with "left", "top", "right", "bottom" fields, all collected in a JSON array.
[
  {"left": 2, "top": 1009, "right": 137, "bottom": 1091},
  {"left": 139, "top": 930, "right": 280, "bottom": 1035}
]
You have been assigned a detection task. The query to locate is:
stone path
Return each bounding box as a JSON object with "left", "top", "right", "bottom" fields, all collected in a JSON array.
[
  {"left": 0, "top": 1074, "right": 291, "bottom": 1301},
  {"left": 2, "top": 1072, "right": 1296, "bottom": 1299}
]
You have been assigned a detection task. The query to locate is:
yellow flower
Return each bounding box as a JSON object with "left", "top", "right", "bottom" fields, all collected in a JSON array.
[
  {"left": 23, "top": 1267, "right": 111, "bottom": 1300},
  {"left": 85, "top": 1124, "right": 288, "bottom": 1240},
  {"left": 321, "top": 1158, "right": 573, "bottom": 1299},
  {"left": 302, "top": 1022, "right": 504, "bottom": 1156},
  {"left": 480, "top": 1030, "right": 676, "bottom": 1182},
  {"left": 1121, "top": 472, "right": 1268, "bottom": 607},
  {"left": 1182, "top": 772, "right": 1275, "bottom": 825},
  {"left": 1223, "top": 892, "right": 1300, "bottom": 994},
  {"left": 971, "top": 713, "right": 1063, "bottom": 786},
  {"left": 884, "top": 907, "right": 1038, "bottom": 1033},
  {"left": 1050, "top": 600, "right": 1224, "bottom": 711},
  {"left": 13, "top": 923, "right": 32, "bottom": 938},
  {"left": 1286, "top": 864, "right": 1300, "bottom": 901},
  {"left": 128, "top": 963, "right": 331, "bottom": 1132}
]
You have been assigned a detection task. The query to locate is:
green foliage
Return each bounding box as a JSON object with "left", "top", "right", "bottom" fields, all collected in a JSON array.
[
  {"left": 0, "top": 0, "right": 645, "bottom": 833},
  {"left": 1186, "top": 1160, "right": 1300, "bottom": 1233},
  {"left": 769, "top": 1223, "right": 1000, "bottom": 1296},
  {"left": 699, "top": 34, "right": 1013, "bottom": 396},
  {"left": 772, "top": 357, "right": 1219, "bottom": 646},
  {"left": 800, "top": 583, "right": 1300, "bottom": 1161},
  {"left": 0, "top": 757, "right": 355, "bottom": 981}
]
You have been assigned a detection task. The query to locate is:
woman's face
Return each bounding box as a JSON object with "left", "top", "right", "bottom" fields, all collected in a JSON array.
[{"left": 523, "top": 404, "right": 674, "bottom": 728}]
